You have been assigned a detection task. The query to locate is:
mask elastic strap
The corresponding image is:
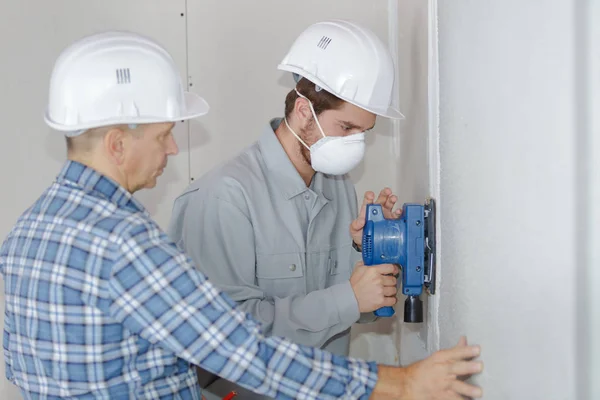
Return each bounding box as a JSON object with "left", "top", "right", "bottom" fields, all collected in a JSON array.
[
  {"left": 284, "top": 118, "right": 311, "bottom": 151},
  {"left": 295, "top": 89, "right": 327, "bottom": 139}
]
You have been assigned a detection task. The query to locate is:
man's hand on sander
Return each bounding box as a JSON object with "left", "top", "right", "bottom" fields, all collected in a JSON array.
[
  {"left": 350, "top": 261, "right": 399, "bottom": 312},
  {"left": 351, "top": 188, "right": 402, "bottom": 250}
]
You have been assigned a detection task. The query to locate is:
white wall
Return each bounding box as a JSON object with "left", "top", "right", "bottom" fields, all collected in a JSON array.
[
  {"left": 433, "top": 1, "right": 581, "bottom": 398},
  {"left": 581, "top": 0, "right": 600, "bottom": 397}
]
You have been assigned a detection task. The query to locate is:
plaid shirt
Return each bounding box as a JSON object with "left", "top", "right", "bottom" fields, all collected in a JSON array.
[{"left": 0, "top": 161, "right": 378, "bottom": 399}]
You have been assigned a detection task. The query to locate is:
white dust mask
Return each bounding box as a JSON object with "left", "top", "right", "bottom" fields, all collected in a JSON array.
[{"left": 284, "top": 90, "right": 366, "bottom": 175}]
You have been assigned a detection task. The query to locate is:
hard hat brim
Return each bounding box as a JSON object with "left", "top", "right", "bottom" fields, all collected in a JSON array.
[
  {"left": 279, "top": 66, "right": 405, "bottom": 120},
  {"left": 44, "top": 92, "right": 210, "bottom": 132},
  {"left": 369, "top": 105, "right": 405, "bottom": 120},
  {"left": 182, "top": 92, "right": 210, "bottom": 120}
]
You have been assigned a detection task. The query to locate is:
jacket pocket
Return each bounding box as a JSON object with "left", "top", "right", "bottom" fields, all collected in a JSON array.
[{"left": 256, "top": 253, "right": 305, "bottom": 297}]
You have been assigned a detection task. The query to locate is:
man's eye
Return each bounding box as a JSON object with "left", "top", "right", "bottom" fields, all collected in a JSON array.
[{"left": 342, "top": 125, "right": 352, "bottom": 131}]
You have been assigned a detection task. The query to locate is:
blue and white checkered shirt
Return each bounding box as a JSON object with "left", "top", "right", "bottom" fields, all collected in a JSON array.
[{"left": 0, "top": 161, "right": 378, "bottom": 399}]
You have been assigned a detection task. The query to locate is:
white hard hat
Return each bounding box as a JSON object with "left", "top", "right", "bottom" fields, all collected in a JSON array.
[
  {"left": 44, "top": 31, "right": 209, "bottom": 134},
  {"left": 278, "top": 20, "right": 404, "bottom": 120}
]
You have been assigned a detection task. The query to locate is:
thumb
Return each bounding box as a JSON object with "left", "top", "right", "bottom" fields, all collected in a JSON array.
[
  {"left": 351, "top": 215, "right": 365, "bottom": 232},
  {"left": 354, "top": 191, "right": 375, "bottom": 230}
]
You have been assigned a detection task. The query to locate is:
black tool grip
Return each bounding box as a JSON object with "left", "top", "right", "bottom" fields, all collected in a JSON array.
[{"left": 404, "top": 295, "right": 423, "bottom": 323}]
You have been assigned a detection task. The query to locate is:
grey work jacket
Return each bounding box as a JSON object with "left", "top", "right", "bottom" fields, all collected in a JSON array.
[{"left": 169, "top": 119, "right": 375, "bottom": 358}]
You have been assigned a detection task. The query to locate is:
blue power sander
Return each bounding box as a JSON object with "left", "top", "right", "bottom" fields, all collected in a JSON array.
[{"left": 361, "top": 199, "right": 437, "bottom": 323}]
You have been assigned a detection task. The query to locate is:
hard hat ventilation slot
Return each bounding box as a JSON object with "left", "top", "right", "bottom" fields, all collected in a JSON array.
[
  {"left": 317, "top": 36, "right": 332, "bottom": 50},
  {"left": 116, "top": 68, "right": 131, "bottom": 84}
]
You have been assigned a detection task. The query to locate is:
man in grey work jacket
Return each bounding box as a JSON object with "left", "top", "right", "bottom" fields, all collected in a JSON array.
[{"left": 169, "top": 20, "right": 416, "bottom": 399}]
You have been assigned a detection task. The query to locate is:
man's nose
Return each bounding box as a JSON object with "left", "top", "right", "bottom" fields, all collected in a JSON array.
[{"left": 167, "top": 135, "right": 179, "bottom": 156}]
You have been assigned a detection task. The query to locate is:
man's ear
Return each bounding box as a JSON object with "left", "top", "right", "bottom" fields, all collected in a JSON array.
[
  {"left": 294, "top": 97, "right": 313, "bottom": 123},
  {"left": 104, "top": 127, "right": 128, "bottom": 165}
]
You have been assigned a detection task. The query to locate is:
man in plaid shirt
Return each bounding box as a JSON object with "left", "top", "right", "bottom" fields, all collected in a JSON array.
[{"left": 0, "top": 31, "right": 483, "bottom": 399}]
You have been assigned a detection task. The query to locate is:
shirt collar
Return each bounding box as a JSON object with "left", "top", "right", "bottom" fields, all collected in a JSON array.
[
  {"left": 259, "top": 118, "right": 332, "bottom": 202},
  {"left": 56, "top": 160, "right": 147, "bottom": 214}
]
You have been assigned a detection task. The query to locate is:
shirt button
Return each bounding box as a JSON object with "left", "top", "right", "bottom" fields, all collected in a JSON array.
[
  {"left": 304, "top": 194, "right": 310, "bottom": 200},
  {"left": 289, "top": 264, "right": 297, "bottom": 271}
]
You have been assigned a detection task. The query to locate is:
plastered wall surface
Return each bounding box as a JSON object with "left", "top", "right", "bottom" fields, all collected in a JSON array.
[
  {"left": 582, "top": 0, "right": 599, "bottom": 397},
  {"left": 436, "top": 1, "right": 578, "bottom": 398}
]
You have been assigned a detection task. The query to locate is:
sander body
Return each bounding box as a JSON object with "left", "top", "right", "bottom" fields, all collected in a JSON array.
[{"left": 361, "top": 199, "right": 437, "bottom": 322}]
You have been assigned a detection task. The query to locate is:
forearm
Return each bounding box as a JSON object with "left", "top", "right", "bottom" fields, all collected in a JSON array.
[
  {"left": 212, "top": 329, "right": 379, "bottom": 399},
  {"left": 370, "top": 365, "right": 405, "bottom": 400},
  {"left": 110, "top": 222, "right": 379, "bottom": 399},
  {"left": 111, "top": 263, "right": 376, "bottom": 398}
]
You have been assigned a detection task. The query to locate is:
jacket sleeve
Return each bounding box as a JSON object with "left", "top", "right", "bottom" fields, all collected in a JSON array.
[{"left": 107, "top": 218, "right": 379, "bottom": 399}]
